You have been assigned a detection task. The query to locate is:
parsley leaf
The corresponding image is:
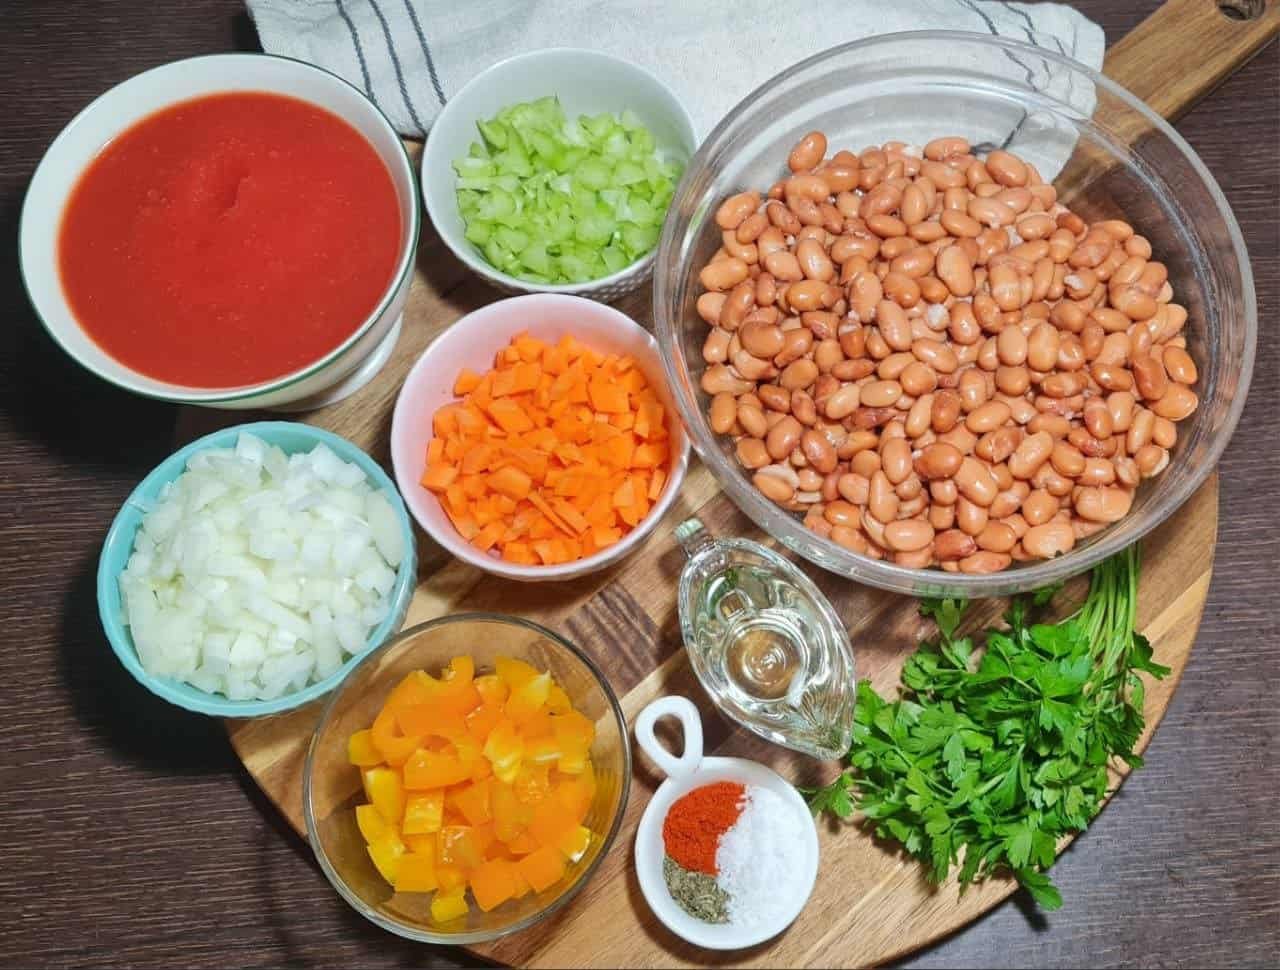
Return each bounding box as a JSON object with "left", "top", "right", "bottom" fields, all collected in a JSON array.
[{"left": 804, "top": 545, "right": 1164, "bottom": 910}]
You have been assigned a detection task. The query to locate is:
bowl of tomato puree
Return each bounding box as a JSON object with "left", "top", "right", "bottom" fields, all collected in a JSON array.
[{"left": 21, "top": 54, "right": 419, "bottom": 410}]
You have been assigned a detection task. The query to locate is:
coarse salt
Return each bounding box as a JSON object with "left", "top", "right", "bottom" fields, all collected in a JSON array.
[{"left": 715, "top": 785, "right": 808, "bottom": 926}]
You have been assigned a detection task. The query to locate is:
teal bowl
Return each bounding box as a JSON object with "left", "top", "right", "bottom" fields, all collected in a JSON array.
[{"left": 97, "top": 421, "right": 418, "bottom": 717}]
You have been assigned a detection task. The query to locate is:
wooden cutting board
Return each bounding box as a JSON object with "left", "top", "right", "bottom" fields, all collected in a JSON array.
[{"left": 180, "top": 1, "right": 1277, "bottom": 965}]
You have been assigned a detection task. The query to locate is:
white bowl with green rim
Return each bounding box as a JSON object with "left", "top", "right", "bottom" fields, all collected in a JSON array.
[{"left": 19, "top": 53, "right": 420, "bottom": 411}]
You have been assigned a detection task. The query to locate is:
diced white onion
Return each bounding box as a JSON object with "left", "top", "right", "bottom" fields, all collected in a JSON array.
[{"left": 120, "top": 432, "right": 404, "bottom": 701}]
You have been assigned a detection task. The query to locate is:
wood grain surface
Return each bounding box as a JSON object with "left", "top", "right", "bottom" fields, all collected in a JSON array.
[
  {"left": 1, "top": 2, "right": 1276, "bottom": 968},
  {"left": 229, "top": 461, "right": 1219, "bottom": 967}
]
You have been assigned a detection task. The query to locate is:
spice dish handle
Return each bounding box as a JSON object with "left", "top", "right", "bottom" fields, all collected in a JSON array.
[{"left": 635, "top": 695, "right": 704, "bottom": 779}]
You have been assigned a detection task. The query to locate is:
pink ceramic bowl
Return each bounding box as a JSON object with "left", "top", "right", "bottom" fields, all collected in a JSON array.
[{"left": 390, "top": 294, "right": 690, "bottom": 581}]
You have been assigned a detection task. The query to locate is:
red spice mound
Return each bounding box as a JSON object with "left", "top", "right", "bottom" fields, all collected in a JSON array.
[{"left": 662, "top": 781, "right": 745, "bottom": 874}]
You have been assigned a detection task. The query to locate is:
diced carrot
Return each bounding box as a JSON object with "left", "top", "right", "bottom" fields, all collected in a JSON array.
[
  {"left": 542, "top": 344, "right": 569, "bottom": 375},
  {"left": 592, "top": 525, "right": 622, "bottom": 548},
  {"left": 457, "top": 405, "right": 489, "bottom": 436},
  {"left": 427, "top": 438, "right": 445, "bottom": 465},
  {"left": 514, "top": 333, "right": 547, "bottom": 362},
  {"left": 648, "top": 467, "right": 667, "bottom": 501},
  {"left": 488, "top": 466, "right": 532, "bottom": 500},
  {"left": 461, "top": 444, "right": 493, "bottom": 475},
  {"left": 620, "top": 369, "right": 648, "bottom": 393},
  {"left": 453, "top": 368, "right": 482, "bottom": 395},
  {"left": 584, "top": 493, "right": 614, "bottom": 526},
  {"left": 487, "top": 399, "right": 534, "bottom": 433},
  {"left": 471, "top": 372, "right": 494, "bottom": 408},
  {"left": 632, "top": 442, "right": 668, "bottom": 469},
  {"left": 510, "top": 361, "right": 542, "bottom": 393},
  {"left": 526, "top": 492, "right": 572, "bottom": 535},
  {"left": 551, "top": 499, "right": 589, "bottom": 535},
  {"left": 612, "top": 477, "right": 636, "bottom": 509},
  {"left": 421, "top": 464, "right": 458, "bottom": 492},
  {"left": 472, "top": 520, "right": 505, "bottom": 553},
  {"left": 502, "top": 542, "right": 537, "bottom": 564},
  {"left": 600, "top": 434, "right": 634, "bottom": 470},
  {"left": 433, "top": 405, "right": 460, "bottom": 437},
  {"left": 422, "top": 332, "right": 670, "bottom": 568}
]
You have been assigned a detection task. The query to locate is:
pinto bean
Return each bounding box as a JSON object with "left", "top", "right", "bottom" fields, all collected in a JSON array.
[{"left": 1022, "top": 521, "right": 1076, "bottom": 558}]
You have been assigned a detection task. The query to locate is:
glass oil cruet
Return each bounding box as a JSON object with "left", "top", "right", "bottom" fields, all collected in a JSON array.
[{"left": 674, "top": 516, "right": 856, "bottom": 761}]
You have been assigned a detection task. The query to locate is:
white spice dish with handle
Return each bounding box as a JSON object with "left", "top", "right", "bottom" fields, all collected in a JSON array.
[{"left": 632, "top": 695, "right": 819, "bottom": 950}]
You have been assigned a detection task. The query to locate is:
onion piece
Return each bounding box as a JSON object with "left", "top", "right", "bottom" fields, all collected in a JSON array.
[{"left": 120, "top": 433, "right": 403, "bottom": 701}]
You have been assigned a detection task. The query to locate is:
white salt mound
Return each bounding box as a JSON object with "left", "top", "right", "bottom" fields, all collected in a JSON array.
[{"left": 716, "top": 785, "right": 808, "bottom": 927}]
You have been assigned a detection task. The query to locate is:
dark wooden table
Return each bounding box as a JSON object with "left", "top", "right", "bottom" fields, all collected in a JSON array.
[{"left": 1, "top": 2, "right": 1275, "bottom": 966}]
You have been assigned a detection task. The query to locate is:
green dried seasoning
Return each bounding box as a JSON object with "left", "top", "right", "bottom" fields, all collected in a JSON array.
[{"left": 663, "top": 855, "right": 730, "bottom": 923}]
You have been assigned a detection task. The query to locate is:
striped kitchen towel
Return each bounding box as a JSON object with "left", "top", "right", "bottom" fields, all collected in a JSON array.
[{"left": 247, "top": 0, "right": 1103, "bottom": 143}]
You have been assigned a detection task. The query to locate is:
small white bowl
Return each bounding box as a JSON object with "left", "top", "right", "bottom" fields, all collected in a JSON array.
[
  {"left": 20, "top": 53, "right": 420, "bottom": 410},
  {"left": 420, "top": 48, "right": 697, "bottom": 301},
  {"left": 390, "top": 293, "right": 690, "bottom": 582},
  {"left": 633, "top": 696, "right": 820, "bottom": 950}
]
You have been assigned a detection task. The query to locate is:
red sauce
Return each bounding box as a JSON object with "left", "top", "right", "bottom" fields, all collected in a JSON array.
[{"left": 58, "top": 92, "right": 402, "bottom": 388}]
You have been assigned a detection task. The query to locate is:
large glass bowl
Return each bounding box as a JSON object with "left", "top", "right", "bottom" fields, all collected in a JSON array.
[
  {"left": 303, "top": 613, "right": 631, "bottom": 944},
  {"left": 655, "top": 31, "right": 1255, "bottom": 597}
]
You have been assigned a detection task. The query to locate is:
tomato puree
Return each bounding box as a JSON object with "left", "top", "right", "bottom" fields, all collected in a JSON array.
[{"left": 58, "top": 92, "right": 402, "bottom": 387}]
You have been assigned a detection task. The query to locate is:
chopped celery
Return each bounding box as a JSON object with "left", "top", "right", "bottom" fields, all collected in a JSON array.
[
  {"left": 494, "top": 226, "right": 531, "bottom": 254},
  {"left": 464, "top": 221, "right": 493, "bottom": 246},
  {"left": 452, "top": 97, "right": 684, "bottom": 283}
]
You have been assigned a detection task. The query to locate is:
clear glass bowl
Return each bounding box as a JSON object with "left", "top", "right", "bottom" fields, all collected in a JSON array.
[
  {"left": 655, "top": 31, "right": 1256, "bottom": 597},
  {"left": 303, "top": 613, "right": 631, "bottom": 944}
]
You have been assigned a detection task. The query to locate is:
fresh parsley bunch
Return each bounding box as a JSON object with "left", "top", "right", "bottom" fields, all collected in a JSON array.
[{"left": 805, "top": 545, "right": 1169, "bottom": 910}]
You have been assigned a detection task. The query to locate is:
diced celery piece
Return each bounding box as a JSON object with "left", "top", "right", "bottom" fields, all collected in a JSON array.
[
  {"left": 454, "top": 97, "right": 680, "bottom": 281},
  {"left": 464, "top": 221, "right": 493, "bottom": 246},
  {"left": 628, "top": 197, "right": 657, "bottom": 226},
  {"left": 559, "top": 250, "right": 593, "bottom": 281},
  {"left": 576, "top": 158, "right": 612, "bottom": 190},
  {"left": 601, "top": 245, "right": 629, "bottom": 274},
  {"left": 494, "top": 226, "right": 531, "bottom": 254},
  {"left": 574, "top": 213, "right": 614, "bottom": 246},
  {"left": 494, "top": 146, "right": 533, "bottom": 178},
  {"left": 453, "top": 156, "right": 495, "bottom": 178},
  {"left": 483, "top": 239, "right": 512, "bottom": 270},
  {"left": 477, "top": 118, "right": 509, "bottom": 150},
  {"left": 582, "top": 113, "right": 616, "bottom": 140},
  {"left": 613, "top": 161, "right": 646, "bottom": 186},
  {"left": 629, "top": 127, "right": 655, "bottom": 155},
  {"left": 520, "top": 243, "right": 552, "bottom": 276},
  {"left": 620, "top": 223, "right": 660, "bottom": 257},
  {"left": 602, "top": 130, "right": 629, "bottom": 158},
  {"left": 478, "top": 189, "right": 516, "bottom": 223}
]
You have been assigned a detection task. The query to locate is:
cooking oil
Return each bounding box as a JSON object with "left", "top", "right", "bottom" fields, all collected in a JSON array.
[{"left": 675, "top": 518, "right": 856, "bottom": 760}]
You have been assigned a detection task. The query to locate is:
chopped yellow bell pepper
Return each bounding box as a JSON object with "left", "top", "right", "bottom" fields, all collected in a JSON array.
[
  {"left": 362, "top": 767, "right": 405, "bottom": 825},
  {"left": 430, "top": 887, "right": 469, "bottom": 923},
  {"left": 402, "top": 791, "right": 444, "bottom": 835},
  {"left": 393, "top": 850, "right": 439, "bottom": 893},
  {"left": 347, "top": 729, "right": 382, "bottom": 767}
]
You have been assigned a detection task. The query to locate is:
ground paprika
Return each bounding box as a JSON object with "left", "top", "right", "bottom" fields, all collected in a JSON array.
[{"left": 661, "top": 781, "right": 745, "bottom": 874}]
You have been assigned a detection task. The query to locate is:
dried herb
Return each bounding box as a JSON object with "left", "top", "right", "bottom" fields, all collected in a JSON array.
[{"left": 663, "top": 855, "right": 730, "bottom": 923}]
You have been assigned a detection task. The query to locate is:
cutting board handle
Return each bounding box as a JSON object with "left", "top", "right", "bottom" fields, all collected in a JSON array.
[{"left": 1104, "top": 0, "right": 1279, "bottom": 121}]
